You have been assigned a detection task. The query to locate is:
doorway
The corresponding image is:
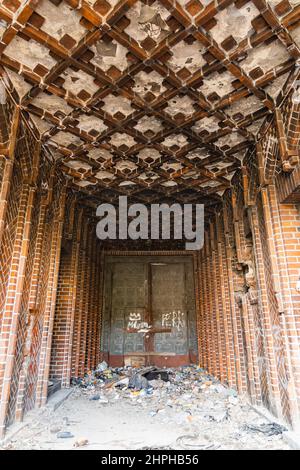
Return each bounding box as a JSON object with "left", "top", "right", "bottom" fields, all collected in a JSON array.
[{"left": 101, "top": 255, "right": 198, "bottom": 367}]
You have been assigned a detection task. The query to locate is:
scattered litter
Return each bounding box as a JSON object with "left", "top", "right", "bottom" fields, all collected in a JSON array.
[
  {"left": 4, "top": 365, "right": 291, "bottom": 450},
  {"left": 73, "top": 438, "right": 89, "bottom": 448},
  {"left": 89, "top": 394, "right": 101, "bottom": 401},
  {"left": 50, "top": 425, "right": 62, "bottom": 434},
  {"left": 243, "top": 422, "right": 287, "bottom": 436},
  {"left": 57, "top": 431, "right": 74, "bottom": 439}
]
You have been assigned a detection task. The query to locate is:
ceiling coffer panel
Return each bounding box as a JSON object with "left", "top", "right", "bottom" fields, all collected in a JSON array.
[{"left": 0, "top": 0, "right": 299, "bottom": 205}]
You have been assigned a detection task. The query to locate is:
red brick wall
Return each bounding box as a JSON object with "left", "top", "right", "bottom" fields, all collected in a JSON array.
[
  {"left": 1, "top": 86, "right": 300, "bottom": 437},
  {"left": 0, "top": 97, "right": 66, "bottom": 436},
  {"left": 50, "top": 208, "right": 103, "bottom": 386}
]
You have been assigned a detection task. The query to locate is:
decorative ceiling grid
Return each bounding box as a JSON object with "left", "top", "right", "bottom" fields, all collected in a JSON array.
[{"left": 0, "top": 0, "right": 299, "bottom": 206}]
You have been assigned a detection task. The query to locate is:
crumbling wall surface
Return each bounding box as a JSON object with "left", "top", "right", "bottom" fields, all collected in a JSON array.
[
  {"left": 49, "top": 203, "right": 103, "bottom": 387},
  {"left": 0, "top": 95, "right": 66, "bottom": 437},
  {"left": 198, "top": 94, "right": 300, "bottom": 431}
]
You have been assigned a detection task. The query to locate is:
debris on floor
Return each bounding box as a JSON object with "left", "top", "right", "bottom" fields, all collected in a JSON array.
[{"left": 1, "top": 366, "right": 291, "bottom": 450}]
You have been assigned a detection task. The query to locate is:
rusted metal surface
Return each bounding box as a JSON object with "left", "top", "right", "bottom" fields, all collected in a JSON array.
[{"left": 101, "top": 255, "right": 198, "bottom": 366}]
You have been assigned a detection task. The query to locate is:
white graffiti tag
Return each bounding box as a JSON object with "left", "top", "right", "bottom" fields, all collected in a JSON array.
[{"left": 162, "top": 311, "right": 185, "bottom": 332}]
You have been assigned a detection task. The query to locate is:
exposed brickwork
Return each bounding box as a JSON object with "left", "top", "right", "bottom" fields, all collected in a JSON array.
[
  {"left": 50, "top": 207, "right": 103, "bottom": 386},
  {"left": 1, "top": 81, "right": 300, "bottom": 439}
]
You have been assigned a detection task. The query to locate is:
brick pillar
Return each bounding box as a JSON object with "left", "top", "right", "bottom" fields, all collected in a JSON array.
[
  {"left": 61, "top": 208, "right": 83, "bottom": 387},
  {"left": 216, "top": 216, "right": 235, "bottom": 387},
  {"left": 211, "top": 223, "right": 225, "bottom": 381},
  {"left": 263, "top": 185, "right": 300, "bottom": 429},
  {"left": 95, "top": 249, "right": 104, "bottom": 367},
  {"left": 74, "top": 223, "right": 88, "bottom": 377},
  {"left": 14, "top": 147, "right": 45, "bottom": 422},
  {"left": 223, "top": 210, "right": 244, "bottom": 393},
  {"left": 0, "top": 183, "right": 36, "bottom": 437},
  {"left": 249, "top": 204, "right": 284, "bottom": 418},
  {"left": 0, "top": 107, "right": 20, "bottom": 246},
  {"left": 35, "top": 187, "right": 67, "bottom": 407}
]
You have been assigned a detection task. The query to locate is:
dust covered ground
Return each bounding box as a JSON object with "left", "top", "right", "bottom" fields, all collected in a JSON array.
[{"left": 1, "top": 366, "right": 290, "bottom": 450}]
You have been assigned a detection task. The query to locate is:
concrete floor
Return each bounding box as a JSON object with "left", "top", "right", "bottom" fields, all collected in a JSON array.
[{"left": 1, "top": 368, "right": 291, "bottom": 451}]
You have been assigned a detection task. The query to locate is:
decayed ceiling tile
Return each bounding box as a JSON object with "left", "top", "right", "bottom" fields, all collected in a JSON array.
[
  {"left": 31, "top": 92, "right": 73, "bottom": 116},
  {"left": 134, "top": 116, "right": 164, "bottom": 135},
  {"left": 209, "top": 3, "right": 260, "bottom": 45},
  {"left": 240, "top": 40, "right": 290, "bottom": 75},
  {"left": 90, "top": 40, "right": 129, "bottom": 72},
  {"left": 76, "top": 115, "right": 108, "bottom": 135},
  {"left": 0, "top": 0, "right": 298, "bottom": 204},
  {"left": 167, "top": 40, "right": 206, "bottom": 73},
  {"left": 165, "top": 96, "right": 195, "bottom": 117},
  {"left": 124, "top": 1, "right": 171, "bottom": 45},
  {"left": 101, "top": 94, "right": 133, "bottom": 118},
  {"left": 5, "top": 36, "right": 56, "bottom": 71},
  {"left": 132, "top": 70, "right": 166, "bottom": 98},
  {"left": 35, "top": 0, "right": 86, "bottom": 44}
]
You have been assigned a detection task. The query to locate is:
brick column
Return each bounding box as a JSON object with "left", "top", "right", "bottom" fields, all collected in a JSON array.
[
  {"left": 210, "top": 223, "right": 223, "bottom": 381},
  {"left": 73, "top": 223, "right": 88, "bottom": 377},
  {"left": 223, "top": 208, "right": 244, "bottom": 393},
  {"left": 35, "top": 187, "right": 67, "bottom": 407},
  {"left": 61, "top": 208, "right": 83, "bottom": 387},
  {"left": 264, "top": 185, "right": 300, "bottom": 429},
  {"left": 0, "top": 107, "right": 20, "bottom": 247},
  {"left": 216, "top": 216, "right": 235, "bottom": 387},
  {"left": 0, "top": 183, "right": 36, "bottom": 437},
  {"left": 249, "top": 204, "right": 284, "bottom": 418}
]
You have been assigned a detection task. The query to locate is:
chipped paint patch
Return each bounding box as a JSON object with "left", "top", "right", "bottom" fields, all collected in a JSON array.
[
  {"left": 50, "top": 131, "right": 83, "bottom": 147},
  {"left": 102, "top": 95, "right": 133, "bottom": 117},
  {"left": 31, "top": 92, "right": 73, "bottom": 116},
  {"left": 65, "top": 160, "right": 92, "bottom": 172},
  {"left": 95, "top": 170, "right": 116, "bottom": 180},
  {"left": 35, "top": 0, "right": 86, "bottom": 43},
  {"left": 210, "top": 4, "right": 260, "bottom": 45},
  {"left": 134, "top": 116, "right": 163, "bottom": 134},
  {"left": 76, "top": 115, "right": 107, "bottom": 134},
  {"left": 61, "top": 69, "right": 98, "bottom": 99},
  {"left": 161, "top": 162, "right": 183, "bottom": 172},
  {"left": 216, "top": 132, "right": 246, "bottom": 149},
  {"left": 201, "top": 71, "right": 235, "bottom": 99},
  {"left": 138, "top": 148, "right": 161, "bottom": 163},
  {"left": 165, "top": 96, "right": 195, "bottom": 117},
  {"left": 124, "top": 1, "right": 170, "bottom": 44},
  {"left": 290, "top": 24, "right": 300, "bottom": 49},
  {"left": 116, "top": 160, "right": 138, "bottom": 172},
  {"left": 264, "top": 73, "right": 289, "bottom": 99},
  {"left": 186, "top": 149, "right": 209, "bottom": 160},
  {"left": 167, "top": 40, "right": 206, "bottom": 73},
  {"left": 90, "top": 40, "right": 129, "bottom": 72},
  {"left": 5, "top": 69, "right": 31, "bottom": 99},
  {"left": 193, "top": 116, "right": 220, "bottom": 134},
  {"left": 30, "top": 115, "right": 53, "bottom": 135},
  {"left": 133, "top": 70, "right": 166, "bottom": 98},
  {"left": 162, "top": 134, "right": 188, "bottom": 148},
  {"left": 110, "top": 133, "right": 136, "bottom": 148},
  {"left": 161, "top": 181, "right": 178, "bottom": 187},
  {"left": 226, "top": 94, "right": 263, "bottom": 119},
  {"left": 88, "top": 148, "right": 112, "bottom": 162},
  {"left": 241, "top": 40, "right": 290, "bottom": 75},
  {"left": 5, "top": 36, "right": 56, "bottom": 71}
]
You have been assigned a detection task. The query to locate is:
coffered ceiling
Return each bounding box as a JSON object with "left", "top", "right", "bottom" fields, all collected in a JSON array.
[{"left": 0, "top": 0, "right": 299, "bottom": 206}]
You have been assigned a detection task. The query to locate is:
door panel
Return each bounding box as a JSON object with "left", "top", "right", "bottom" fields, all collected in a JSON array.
[
  {"left": 110, "top": 262, "right": 147, "bottom": 356},
  {"left": 151, "top": 263, "right": 188, "bottom": 355},
  {"left": 101, "top": 256, "right": 198, "bottom": 366}
]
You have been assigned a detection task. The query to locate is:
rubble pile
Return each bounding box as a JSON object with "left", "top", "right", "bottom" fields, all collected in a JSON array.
[
  {"left": 2, "top": 364, "right": 290, "bottom": 450},
  {"left": 69, "top": 363, "right": 288, "bottom": 450}
]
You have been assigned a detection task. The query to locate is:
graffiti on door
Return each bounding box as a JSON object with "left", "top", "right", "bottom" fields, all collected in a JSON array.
[{"left": 161, "top": 310, "right": 186, "bottom": 331}]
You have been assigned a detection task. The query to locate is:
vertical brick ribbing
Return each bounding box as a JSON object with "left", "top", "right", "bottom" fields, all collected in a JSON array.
[{"left": 36, "top": 188, "right": 66, "bottom": 407}]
